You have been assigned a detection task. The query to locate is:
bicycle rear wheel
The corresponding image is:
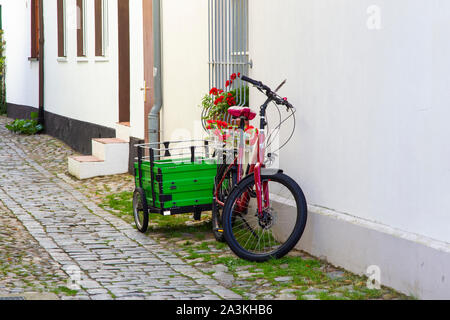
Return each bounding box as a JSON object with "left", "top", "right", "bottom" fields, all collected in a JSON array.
[
  {"left": 222, "top": 172, "right": 307, "bottom": 262},
  {"left": 212, "top": 164, "right": 237, "bottom": 242}
]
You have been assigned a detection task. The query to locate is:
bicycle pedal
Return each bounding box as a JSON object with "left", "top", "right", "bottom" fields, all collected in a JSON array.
[{"left": 214, "top": 228, "right": 224, "bottom": 233}]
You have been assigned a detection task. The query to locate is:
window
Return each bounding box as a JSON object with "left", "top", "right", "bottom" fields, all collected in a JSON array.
[
  {"left": 57, "top": 0, "right": 66, "bottom": 57},
  {"left": 95, "top": 0, "right": 109, "bottom": 56},
  {"left": 76, "top": 0, "right": 86, "bottom": 57},
  {"left": 208, "top": 0, "right": 250, "bottom": 105},
  {"left": 31, "top": 0, "right": 40, "bottom": 58}
]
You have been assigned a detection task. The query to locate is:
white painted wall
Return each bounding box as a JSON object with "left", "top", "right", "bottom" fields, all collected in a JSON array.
[
  {"left": 248, "top": 0, "right": 450, "bottom": 244},
  {"left": 43, "top": 0, "right": 145, "bottom": 139},
  {"left": 43, "top": 0, "right": 118, "bottom": 130},
  {"left": 157, "top": 0, "right": 450, "bottom": 297},
  {"left": 129, "top": 0, "right": 145, "bottom": 140},
  {"left": 0, "top": 0, "right": 39, "bottom": 110},
  {"left": 160, "top": 0, "right": 209, "bottom": 142}
]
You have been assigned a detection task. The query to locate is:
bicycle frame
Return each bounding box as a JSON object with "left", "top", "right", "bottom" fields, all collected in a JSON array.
[{"left": 215, "top": 97, "right": 273, "bottom": 218}]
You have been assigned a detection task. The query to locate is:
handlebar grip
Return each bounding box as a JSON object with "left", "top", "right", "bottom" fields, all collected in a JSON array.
[{"left": 241, "top": 75, "right": 262, "bottom": 87}]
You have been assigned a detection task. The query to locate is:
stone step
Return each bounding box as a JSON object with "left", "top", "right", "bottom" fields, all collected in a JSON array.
[
  {"left": 115, "top": 122, "right": 131, "bottom": 143},
  {"left": 68, "top": 156, "right": 107, "bottom": 180},
  {"left": 71, "top": 156, "right": 104, "bottom": 163},
  {"left": 68, "top": 138, "right": 130, "bottom": 180},
  {"left": 92, "top": 138, "right": 128, "bottom": 162}
]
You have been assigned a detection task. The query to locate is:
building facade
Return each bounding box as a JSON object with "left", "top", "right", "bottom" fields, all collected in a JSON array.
[{"left": 2, "top": 0, "right": 150, "bottom": 165}]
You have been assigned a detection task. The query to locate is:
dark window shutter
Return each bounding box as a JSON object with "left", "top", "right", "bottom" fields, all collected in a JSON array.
[
  {"left": 77, "top": 0, "right": 84, "bottom": 57},
  {"left": 95, "top": 0, "right": 103, "bottom": 56},
  {"left": 57, "top": 0, "right": 65, "bottom": 57},
  {"left": 31, "top": 0, "right": 39, "bottom": 58}
]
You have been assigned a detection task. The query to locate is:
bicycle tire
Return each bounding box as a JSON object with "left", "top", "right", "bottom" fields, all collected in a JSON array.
[
  {"left": 133, "top": 188, "right": 149, "bottom": 233},
  {"left": 222, "top": 172, "right": 307, "bottom": 262},
  {"left": 212, "top": 163, "right": 237, "bottom": 242}
]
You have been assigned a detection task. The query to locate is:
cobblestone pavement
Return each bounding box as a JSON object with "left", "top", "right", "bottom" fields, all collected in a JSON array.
[
  {"left": 0, "top": 200, "right": 68, "bottom": 298},
  {"left": 0, "top": 117, "right": 409, "bottom": 300},
  {"left": 0, "top": 117, "right": 240, "bottom": 300}
]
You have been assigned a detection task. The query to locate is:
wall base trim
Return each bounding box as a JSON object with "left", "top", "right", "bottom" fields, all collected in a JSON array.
[
  {"left": 298, "top": 205, "right": 450, "bottom": 299},
  {"left": 6, "top": 103, "right": 38, "bottom": 120}
]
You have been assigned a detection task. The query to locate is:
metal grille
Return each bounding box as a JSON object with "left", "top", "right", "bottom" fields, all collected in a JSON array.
[{"left": 208, "top": 0, "right": 250, "bottom": 106}]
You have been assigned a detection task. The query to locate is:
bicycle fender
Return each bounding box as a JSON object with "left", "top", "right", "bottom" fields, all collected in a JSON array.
[{"left": 261, "top": 168, "right": 284, "bottom": 176}]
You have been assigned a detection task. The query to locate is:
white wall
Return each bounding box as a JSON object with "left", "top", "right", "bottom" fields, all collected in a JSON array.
[
  {"left": 129, "top": 0, "right": 145, "bottom": 140},
  {"left": 0, "top": 0, "right": 39, "bottom": 109},
  {"left": 160, "top": 0, "right": 209, "bottom": 142},
  {"left": 43, "top": 0, "right": 145, "bottom": 139},
  {"left": 44, "top": 0, "right": 119, "bottom": 130},
  {"left": 248, "top": 0, "right": 450, "bottom": 244}
]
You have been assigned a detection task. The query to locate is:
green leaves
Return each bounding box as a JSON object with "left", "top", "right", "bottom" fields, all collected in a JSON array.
[{"left": 5, "top": 112, "right": 44, "bottom": 135}]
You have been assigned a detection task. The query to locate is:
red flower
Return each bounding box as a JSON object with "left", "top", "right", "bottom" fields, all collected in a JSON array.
[
  {"left": 226, "top": 80, "right": 233, "bottom": 87},
  {"left": 230, "top": 73, "right": 237, "bottom": 80},
  {"left": 209, "top": 88, "right": 219, "bottom": 96},
  {"left": 238, "top": 73, "right": 241, "bottom": 77},
  {"left": 227, "top": 98, "right": 236, "bottom": 106},
  {"left": 214, "top": 96, "right": 225, "bottom": 105}
]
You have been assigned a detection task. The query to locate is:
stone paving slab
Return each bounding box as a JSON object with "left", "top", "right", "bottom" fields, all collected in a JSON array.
[
  {"left": 0, "top": 128, "right": 240, "bottom": 300},
  {"left": 0, "top": 200, "right": 69, "bottom": 297}
]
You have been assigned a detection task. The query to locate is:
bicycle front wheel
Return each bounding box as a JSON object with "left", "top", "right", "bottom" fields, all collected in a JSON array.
[{"left": 222, "top": 172, "right": 307, "bottom": 262}]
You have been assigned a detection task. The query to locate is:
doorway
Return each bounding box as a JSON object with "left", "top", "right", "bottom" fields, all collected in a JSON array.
[{"left": 142, "top": 0, "right": 154, "bottom": 143}]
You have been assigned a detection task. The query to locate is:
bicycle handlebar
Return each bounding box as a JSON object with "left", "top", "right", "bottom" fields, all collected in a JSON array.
[
  {"left": 241, "top": 75, "right": 294, "bottom": 110},
  {"left": 241, "top": 75, "right": 262, "bottom": 87}
]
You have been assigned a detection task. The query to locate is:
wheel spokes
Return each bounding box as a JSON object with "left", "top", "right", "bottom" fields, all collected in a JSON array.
[{"left": 229, "top": 179, "right": 298, "bottom": 256}]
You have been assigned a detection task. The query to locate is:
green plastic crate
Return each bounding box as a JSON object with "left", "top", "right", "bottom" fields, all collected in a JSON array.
[{"left": 135, "top": 158, "right": 216, "bottom": 211}]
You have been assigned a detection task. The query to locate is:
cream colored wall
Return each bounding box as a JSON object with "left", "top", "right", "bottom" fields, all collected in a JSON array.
[
  {"left": 43, "top": 0, "right": 119, "bottom": 129},
  {"left": 43, "top": 0, "right": 146, "bottom": 139},
  {"left": 129, "top": 0, "right": 145, "bottom": 140},
  {"left": 0, "top": 0, "right": 40, "bottom": 109},
  {"left": 248, "top": 0, "right": 450, "bottom": 244},
  {"left": 160, "top": 0, "right": 209, "bottom": 143}
]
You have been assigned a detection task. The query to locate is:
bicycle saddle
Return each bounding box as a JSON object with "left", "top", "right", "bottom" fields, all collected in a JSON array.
[{"left": 227, "top": 107, "right": 257, "bottom": 121}]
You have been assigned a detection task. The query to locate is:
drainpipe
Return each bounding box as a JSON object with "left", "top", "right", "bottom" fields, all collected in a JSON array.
[
  {"left": 38, "top": 0, "right": 45, "bottom": 127},
  {"left": 148, "top": 0, "right": 162, "bottom": 144}
]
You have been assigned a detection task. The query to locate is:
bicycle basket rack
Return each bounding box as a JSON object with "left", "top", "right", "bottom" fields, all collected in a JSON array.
[{"left": 134, "top": 140, "right": 217, "bottom": 217}]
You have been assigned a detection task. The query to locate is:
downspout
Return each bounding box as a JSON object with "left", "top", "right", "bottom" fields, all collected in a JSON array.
[
  {"left": 38, "top": 0, "right": 45, "bottom": 127},
  {"left": 148, "top": 0, "right": 162, "bottom": 144}
]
